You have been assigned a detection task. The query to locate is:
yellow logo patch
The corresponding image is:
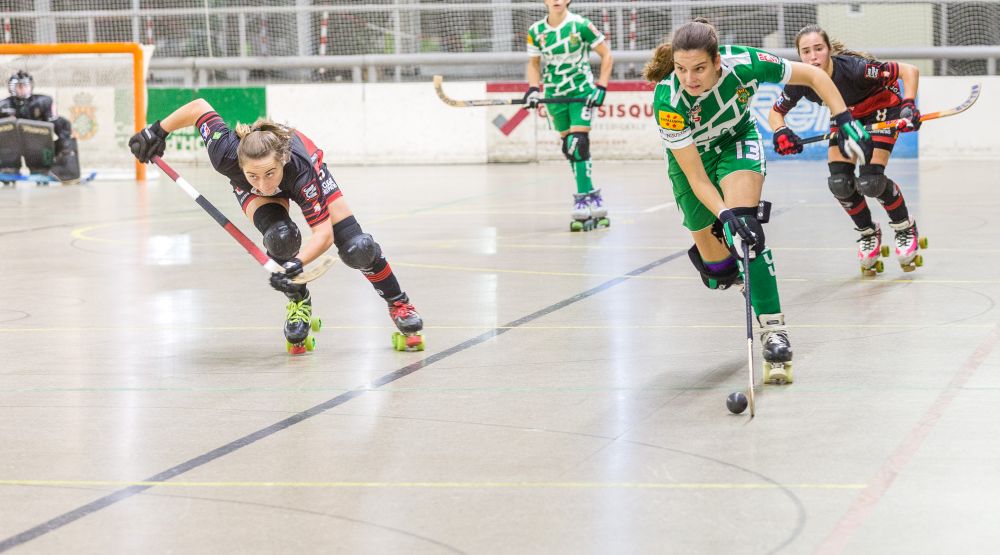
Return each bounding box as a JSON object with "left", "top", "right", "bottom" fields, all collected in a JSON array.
[{"left": 658, "top": 110, "right": 685, "bottom": 131}]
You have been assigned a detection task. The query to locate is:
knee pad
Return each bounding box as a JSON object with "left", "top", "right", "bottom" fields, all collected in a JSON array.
[
  {"left": 857, "top": 164, "right": 889, "bottom": 197},
  {"left": 687, "top": 245, "right": 740, "bottom": 290},
  {"left": 561, "top": 132, "right": 590, "bottom": 163},
  {"left": 253, "top": 203, "right": 301, "bottom": 262},
  {"left": 827, "top": 161, "right": 857, "bottom": 200},
  {"left": 723, "top": 206, "right": 767, "bottom": 259},
  {"left": 333, "top": 215, "right": 382, "bottom": 270}
]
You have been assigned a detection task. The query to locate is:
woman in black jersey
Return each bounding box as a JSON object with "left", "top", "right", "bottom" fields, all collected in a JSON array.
[
  {"left": 768, "top": 25, "right": 925, "bottom": 275},
  {"left": 128, "top": 99, "right": 424, "bottom": 353}
]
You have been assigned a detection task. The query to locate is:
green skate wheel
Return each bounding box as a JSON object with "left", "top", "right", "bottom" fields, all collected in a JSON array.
[
  {"left": 570, "top": 221, "right": 583, "bottom": 232},
  {"left": 305, "top": 336, "right": 316, "bottom": 351},
  {"left": 875, "top": 260, "right": 884, "bottom": 273},
  {"left": 880, "top": 245, "right": 890, "bottom": 258},
  {"left": 392, "top": 332, "right": 404, "bottom": 351},
  {"left": 919, "top": 237, "right": 928, "bottom": 249},
  {"left": 596, "top": 218, "right": 610, "bottom": 228},
  {"left": 310, "top": 317, "right": 323, "bottom": 332},
  {"left": 914, "top": 254, "right": 923, "bottom": 267}
]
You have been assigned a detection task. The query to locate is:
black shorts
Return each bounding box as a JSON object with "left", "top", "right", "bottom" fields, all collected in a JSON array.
[{"left": 830, "top": 104, "right": 903, "bottom": 154}]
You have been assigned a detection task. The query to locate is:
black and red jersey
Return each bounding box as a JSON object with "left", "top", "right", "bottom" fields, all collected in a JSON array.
[
  {"left": 773, "top": 55, "right": 902, "bottom": 119},
  {"left": 196, "top": 111, "right": 342, "bottom": 227}
]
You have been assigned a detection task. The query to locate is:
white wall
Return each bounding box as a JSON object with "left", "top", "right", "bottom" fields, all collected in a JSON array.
[
  {"left": 253, "top": 76, "right": 993, "bottom": 164},
  {"left": 267, "top": 82, "right": 487, "bottom": 165}
]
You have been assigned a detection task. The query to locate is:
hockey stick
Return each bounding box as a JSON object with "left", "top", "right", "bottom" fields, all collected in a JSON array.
[
  {"left": 433, "top": 75, "right": 587, "bottom": 107},
  {"left": 150, "top": 156, "right": 335, "bottom": 285},
  {"left": 798, "top": 83, "right": 981, "bottom": 145},
  {"left": 742, "top": 241, "right": 756, "bottom": 418}
]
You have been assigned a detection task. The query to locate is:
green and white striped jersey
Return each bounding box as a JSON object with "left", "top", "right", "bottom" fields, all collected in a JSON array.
[
  {"left": 526, "top": 12, "right": 604, "bottom": 97},
  {"left": 653, "top": 45, "right": 792, "bottom": 154}
]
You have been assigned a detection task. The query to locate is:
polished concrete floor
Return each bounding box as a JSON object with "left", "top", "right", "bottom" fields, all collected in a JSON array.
[{"left": 1, "top": 159, "right": 998, "bottom": 554}]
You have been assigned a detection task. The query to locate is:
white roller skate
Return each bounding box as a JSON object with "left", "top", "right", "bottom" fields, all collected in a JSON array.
[
  {"left": 856, "top": 224, "right": 884, "bottom": 277},
  {"left": 570, "top": 192, "right": 593, "bottom": 232},
  {"left": 758, "top": 313, "right": 793, "bottom": 384},
  {"left": 587, "top": 188, "right": 610, "bottom": 229},
  {"left": 885, "top": 217, "right": 927, "bottom": 272}
]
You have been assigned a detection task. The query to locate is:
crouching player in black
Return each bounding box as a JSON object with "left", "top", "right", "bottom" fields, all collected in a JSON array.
[
  {"left": 769, "top": 25, "right": 925, "bottom": 274},
  {"left": 128, "top": 99, "right": 424, "bottom": 353},
  {"left": 0, "top": 70, "right": 80, "bottom": 183}
]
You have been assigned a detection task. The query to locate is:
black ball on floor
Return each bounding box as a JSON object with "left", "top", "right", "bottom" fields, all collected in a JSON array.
[{"left": 727, "top": 391, "right": 748, "bottom": 414}]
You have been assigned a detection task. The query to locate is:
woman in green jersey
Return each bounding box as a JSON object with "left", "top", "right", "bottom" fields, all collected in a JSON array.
[
  {"left": 524, "top": 0, "right": 613, "bottom": 231},
  {"left": 645, "top": 19, "right": 873, "bottom": 384}
]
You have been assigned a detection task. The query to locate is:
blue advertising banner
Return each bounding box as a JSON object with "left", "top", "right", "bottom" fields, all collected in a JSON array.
[{"left": 750, "top": 83, "right": 917, "bottom": 160}]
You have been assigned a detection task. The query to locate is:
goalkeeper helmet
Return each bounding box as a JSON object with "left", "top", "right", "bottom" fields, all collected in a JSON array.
[{"left": 8, "top": 70, "right": 33, "bottom": 99}]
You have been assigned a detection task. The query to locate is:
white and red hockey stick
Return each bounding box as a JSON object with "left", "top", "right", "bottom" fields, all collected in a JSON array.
[{"left": 151, "top": 156, "right": 334, "bottom": 284}]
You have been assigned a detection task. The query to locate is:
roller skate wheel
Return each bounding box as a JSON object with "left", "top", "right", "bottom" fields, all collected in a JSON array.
[
  {"left": 901, "top": 262, "right": 916, "bottom": 273},
  {"left": 914, "top": 254, "right": 923, "bottom": 267},
  {"left": 880, "top": 245, "right": 890, "bottom": 258},
  {"left": 406, "top": 333, "right": 425, "bottom": 351},
  {"left": 305, "top": 335, "right": 316, "bottom": 351},
  {"left": 875, "top": 260, "right": 884, "bottom": 273},
  {"left": 310, "top": 317, "right": 323, "bottom": 332},
  {"left": 596, "top": 217, "right": 610, "bottom": 229},
  {"left": 763, "top": 362, "right": 793, "bottom": 385},
  {"left": 919, "top": 237, "right": 928, "bottom": 249},
  {"left": 570, "top": 221, "right": 584, "bottom": 232},
  {"left": 861, "top": 267, "right": 876, "bottom": 278}
]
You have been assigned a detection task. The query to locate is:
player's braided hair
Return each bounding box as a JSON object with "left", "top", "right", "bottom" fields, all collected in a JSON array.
[
  {"left": 643, "top": 18, "right": 719, "bottom": 83},
  {"left": 234, "top": 118, "right": 293, "bottom": 168},
  {"left": 795, "top": 24, "right": 875, "bottom": 62}
]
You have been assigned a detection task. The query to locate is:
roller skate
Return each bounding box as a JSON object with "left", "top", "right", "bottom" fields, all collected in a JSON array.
[
  {"left": 284, "top": 293, "right": 322, "bottom": 355},
  {"left": 884, "top": 217, "right": 927, "bottom": 272},
  {"left": 856, "top": 224, "right": 884, "bottom": 277},
  {"left": 388, "top": 293, "right": 424, "bottom": 351},
  {"left": 570, "top": 192, "right": 593, "bottom": 232},
  {"left": 586, "top": 188, "right": 611, "bottom": 229},
  {"left": 758, "top": 313, "right": 793, "bottom": 384}
]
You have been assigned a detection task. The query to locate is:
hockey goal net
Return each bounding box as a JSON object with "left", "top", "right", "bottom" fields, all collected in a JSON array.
[{"left": 0, "top": 42, "right": 152, "bottom": 180}]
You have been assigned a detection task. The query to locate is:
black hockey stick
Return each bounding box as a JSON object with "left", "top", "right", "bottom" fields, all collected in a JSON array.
[
  {"left": 799, "top": 83, "right": 980, "bottom": 145},
  {"left": 743, "top": 241, "right": 756, "bottom": 418},
  {"left": 433, "top": 75, "right": 587, "bottom": 107},
  {"left": 151, "top": 156, "right": 334, "bottom": 284}
]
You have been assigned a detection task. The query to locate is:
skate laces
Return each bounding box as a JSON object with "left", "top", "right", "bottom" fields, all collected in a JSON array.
[
  {"left": 895, "top": 224, "right": 916, "bottom": 250},
  {"left": 285, "top": 299, "right": 311, "bottom": 323},
  {"left": 390, "top": 301, "right": 415, "bottom": 320},
  {"left": 857, "top": 227, "right": 880, "bottom": 254}
]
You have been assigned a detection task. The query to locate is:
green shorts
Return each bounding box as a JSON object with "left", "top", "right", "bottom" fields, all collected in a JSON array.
[
  {"left": 667, "top": 132, "right": 767, "bottom": 231},
  {"left": 547, "top": 98, "right": 592, "bottom": 133}
]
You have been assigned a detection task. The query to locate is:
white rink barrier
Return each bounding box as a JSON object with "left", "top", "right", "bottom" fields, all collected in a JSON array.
[{"left": 266, "top": 76, "right": 997, "bottom": 164}]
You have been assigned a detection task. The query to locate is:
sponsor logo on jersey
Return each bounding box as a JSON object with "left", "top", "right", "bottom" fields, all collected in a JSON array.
[
  {"left": 587, "top": 22, "right": 600, "bottom": 38},
  {"left": 688, "top": 104, "right": 702, "bottom": 124},
  {"left": 212, "top": 131, "right": 222, "bottom": 140},
  {"left": 569, "top": 32, "right": 581, "bottom": 47},
  {"left": 736, "top": 87, "right": 751, "bottom": 105},
  {"left": 865, "top": 63, "right": 880, "bottom": 79},
  {"left": 69, "top": 92, "right": 97, "bottom": 141},
  {"left": 303, "top": 183, "right": 318, "bottom": 199},
  {"left": 659, "top": 127, "right": 688, "bottom": 142},
  {"left": 199, "top": 122, "right": 210, "bottom": 141},
  {"left": 657, "top": 110, "right": 685, "bottom": 130},
  {"left": 756, "top": 52, "right": 780, "bottom": 64}
]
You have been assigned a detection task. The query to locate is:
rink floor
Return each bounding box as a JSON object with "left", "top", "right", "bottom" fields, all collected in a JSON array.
[{"left": 1, "top": 159, "right": 998, "bottom": 553}]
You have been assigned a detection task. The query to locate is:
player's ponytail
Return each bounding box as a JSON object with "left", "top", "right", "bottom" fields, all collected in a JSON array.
[
  {"left": 644, "top": 18, "right": 720, "bottom": 83},
  {"left": 235, "top": 118, "right": 293, "bottom": 168},
  {"left": 796, "top": 24, "right": 876, "bottom": 61}
]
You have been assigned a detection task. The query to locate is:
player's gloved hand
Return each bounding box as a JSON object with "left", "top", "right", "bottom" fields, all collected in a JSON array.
[
  {"left": 832, "top": 111, "right": 873, "bottom": 164},
  {"left": 586, "top": 85, "right": 607, "bottom": 109},
  {"left": 522, "top": 86, "right": 541, "bottom": 109},
  {"left": 772, "top": 126, "right": 803, "bottom": 155},
  {"left": 719, "top": 208, "right": 757, "bottom": 255},
  {"left": 128, "top": 120, "right": 169, "bottom": 163},
  {"left": 269, "top": 258, "right": 304, "bottom": 293},
  {"left": 897, "top": 98, "right": 922, "bottom": 132}
]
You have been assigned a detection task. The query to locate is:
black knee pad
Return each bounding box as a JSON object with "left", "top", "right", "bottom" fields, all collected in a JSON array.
[
  {"left": 857, "top": 164, "right": 889, "bottom": 197},
  {"left": 724, "top": 207, "right": 767, "bottom": 259},
  {"left": 333, "top": 215, "right": 382, "bottom": 270},
  {"left": 561, "top": 132, "right": 590, "bottom": 163},
  {"left": 827, "top": 161, "right": 857, "bottom": 200},
  {"left": 687, "top": 245, "right": 740, "bottom": 290},
  {"left": 253, "top": 203, "right": 300, "bottom": 262}
]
